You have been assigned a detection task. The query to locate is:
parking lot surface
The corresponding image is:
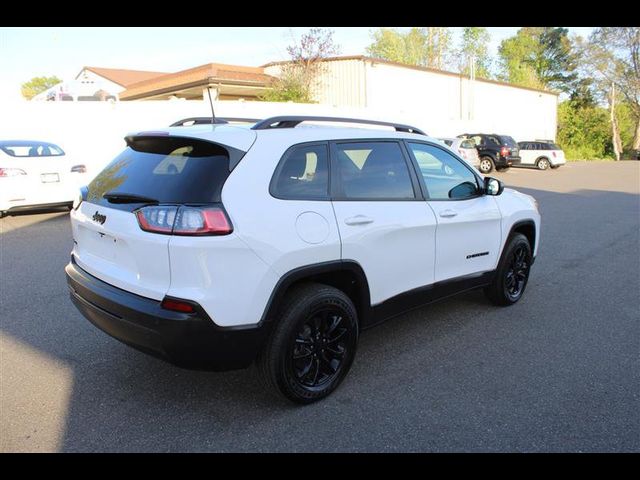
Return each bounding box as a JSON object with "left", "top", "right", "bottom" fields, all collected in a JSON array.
[{"left": 1, "top": 161, "right": 639, "bottom": 452}]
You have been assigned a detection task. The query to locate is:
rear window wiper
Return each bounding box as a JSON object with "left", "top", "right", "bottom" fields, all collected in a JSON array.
[{"left": 103, "top": 192, "right": 159, "bottom": 204}]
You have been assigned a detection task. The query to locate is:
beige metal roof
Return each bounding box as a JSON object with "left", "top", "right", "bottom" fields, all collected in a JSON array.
[{"left": 78, "top": 67, "right": 169, "bottom": 87}]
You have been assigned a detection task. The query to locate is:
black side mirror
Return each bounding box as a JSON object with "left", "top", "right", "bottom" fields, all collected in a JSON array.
[{"left": 484, "top": 177, "right": 504, "bottom": 196}]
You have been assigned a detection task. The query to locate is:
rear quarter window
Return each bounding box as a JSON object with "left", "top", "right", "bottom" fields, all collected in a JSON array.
[{"left": 270, "top": 143, "right": 329, "bottom": 200}]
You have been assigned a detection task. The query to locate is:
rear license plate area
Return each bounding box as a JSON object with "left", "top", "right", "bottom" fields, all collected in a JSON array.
[{"left": 41, "top": 173, "right": 60, "bottom": 183}]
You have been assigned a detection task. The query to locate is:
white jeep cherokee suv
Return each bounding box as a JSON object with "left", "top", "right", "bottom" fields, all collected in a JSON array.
[{"left": 65, "top": 116, "right": 540, "bottom": 404}]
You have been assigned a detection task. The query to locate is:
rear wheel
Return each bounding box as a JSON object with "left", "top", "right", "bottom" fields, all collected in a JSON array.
[
  {"left": 484, "top": 233, "right": 532, "bottom": 306},
  {"left": 479, "top": 156, "right": 494, "bottom": 174},
  {"left": 536, "top": 158, "right": 550, "bottom": 170},
  {"left": 258, "top": 283, "right": 359, "bottom": 404}
]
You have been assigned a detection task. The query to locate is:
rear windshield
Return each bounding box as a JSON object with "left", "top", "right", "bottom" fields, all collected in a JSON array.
[
  {"left": 0, "top": 143, "right": 65, "bottom": 157},
  {"left": 546, "top": 143, "right": 561, "bottom": 150},
  {"left": 500, "top": 136, "right": 518, "bottom": 147},
  {"left": 86, "top": 136, "right": 233, "bottom": 209},
  {"left": 460, "top": 139, "right": 476, "bottom": 149}
]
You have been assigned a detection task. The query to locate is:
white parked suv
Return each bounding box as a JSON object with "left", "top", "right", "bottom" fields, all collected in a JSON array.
[{"left": 65, "top": 116, "right": 541, "bottom": 404}]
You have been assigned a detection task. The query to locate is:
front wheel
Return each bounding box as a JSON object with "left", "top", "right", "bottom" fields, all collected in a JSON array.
[
  {"left": 484, "top": 233, "right": 532, "bottom": 306},
  {"left": 479, "top": 156, "right": 494, "bottom": 174},
  {"left": 258, "top": 283, "right": 359, "bottom": 404}
]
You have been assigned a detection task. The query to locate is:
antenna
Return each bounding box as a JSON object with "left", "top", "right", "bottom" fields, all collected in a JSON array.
[{"left": 206, "top": 87, "right": 216, "bottom": 124}]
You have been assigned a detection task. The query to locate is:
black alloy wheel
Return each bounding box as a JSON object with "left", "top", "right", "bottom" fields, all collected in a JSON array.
[
  {"left": 289, "top": 306, "right": 353, "bottom": 389},
  {"left": 504, "top": 244, "right": 530, "bottom": 301},
  {"left": 484, "top": 233, "right": 532, "bottom": 306},
  {"left": 258, "top": 283, "right": 359, "bottom": 404}
]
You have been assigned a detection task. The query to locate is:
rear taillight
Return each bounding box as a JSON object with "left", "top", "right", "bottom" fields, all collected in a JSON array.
[
  {"left": 500, "top": 147, "right": 509, "bottom": 157},
  {"left": 173, "top": 206, "right": 233, "bottom": 235},
  {"left": 71, "top": 164, "right": 87, "bottom": 173},
  {"left": 552, "top": 151, "right": 557, "bottom": 158},
  {"left": 135, "top": 205, "right": 232, "bottom": 236},
  {"left": 0, "top": 168, "right": 27, "bottom": 177},
  {"left": 136, "top": 206, "right": 177, "bottom": 234}
]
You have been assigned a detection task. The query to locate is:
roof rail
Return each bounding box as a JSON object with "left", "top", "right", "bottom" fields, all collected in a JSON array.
[
  {"left": 170, "top": 117, "right": 262, "bottom": 127},
  {"left": 251, "top": 116, "right": 426, "bottom": 135}
]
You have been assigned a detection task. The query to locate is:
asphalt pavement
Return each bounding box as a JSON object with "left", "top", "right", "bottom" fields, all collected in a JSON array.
[{"left": 1, "top": 161, "right": 639, "bottom": 452}]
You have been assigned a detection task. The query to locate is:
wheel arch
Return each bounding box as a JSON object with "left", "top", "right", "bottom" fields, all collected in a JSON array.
[
  {"left": 259, "top": 260, "right": 372, "bottom": 328},
  {"left": 507, "top": 220, "right": 536, "bottom": 257}
]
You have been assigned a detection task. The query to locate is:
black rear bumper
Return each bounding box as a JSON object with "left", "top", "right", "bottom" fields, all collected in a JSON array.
[
  {"left": 497, "top": 155, "right": 521, "bottom": 167},
  {"left": 65, "top": 257, "right": 267, "bottom": 371}
]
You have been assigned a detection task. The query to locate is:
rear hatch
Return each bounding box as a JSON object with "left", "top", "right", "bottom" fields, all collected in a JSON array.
[
  {"left": 501, "top": 136, "right": 520, "bottom": 158},
  {"left": 71, "top": 131, "right": 251, "bottom": 300}
]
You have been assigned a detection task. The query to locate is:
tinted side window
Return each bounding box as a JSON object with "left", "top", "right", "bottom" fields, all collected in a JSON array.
[
  {"left": 271, "top": 143, "right": 329, "bottom": 200},
  {"left": 335, "top": 141, "right": 415, "bottom": 200},
  {"left": 408, "top": 143, "right": 479, "bottom": 201}
]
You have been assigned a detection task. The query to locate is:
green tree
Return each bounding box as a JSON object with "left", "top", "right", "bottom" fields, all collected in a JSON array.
[
  {"left": 580, "top": 27, "right": 640, "bottom": 150},
  {"left": 261, "top": 28, "right": 340, "bottom": 103},
  {"left": 498, "top": 28, "right": 577, "bottom": 92},
  {"left": 458, "top": 27, "right": 492, "bottom": 79},
  {"left": 366, "top": 27, "right": 454, "bottom": 69},
  {"left": 20, "top": 76, "right": 62, "bottom": 100},
  {"left": 557, "top": 100, "right": 613, "bottom": 160}
]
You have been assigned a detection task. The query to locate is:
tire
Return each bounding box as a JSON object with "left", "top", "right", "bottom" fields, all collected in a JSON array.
[
  {"left": 0, "top": 211, "right": 5, "bottom": 219},
  {"left": 258, "top": 282, "right": 359, "bottom": 404},
  {"left": 484, "top": 233, "right": 532, "bottom": 306},
  {"left": 479, "top": 156, "right": 494, "bottom": 174},
  {"left": 536, "top": 158, "right": 550, "bottom": 170}
]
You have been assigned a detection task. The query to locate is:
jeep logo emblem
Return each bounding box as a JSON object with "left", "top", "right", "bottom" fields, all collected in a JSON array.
[{"left": 92, "top": 211, "right": 107, "bottom": 225}]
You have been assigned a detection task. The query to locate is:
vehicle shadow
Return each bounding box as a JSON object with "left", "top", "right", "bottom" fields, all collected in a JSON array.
[{"left": 1, "top": 183, "right": 638, "bottom": 452}]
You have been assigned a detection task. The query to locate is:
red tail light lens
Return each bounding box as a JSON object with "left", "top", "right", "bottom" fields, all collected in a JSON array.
[
  {"left": 0, "top": 168, "right": 27, "bottom": 177},
  {"left": 135, "top": 205, "right": 232, "bottom": 236},
  {"left": 500, "top": 147, "right": 509, "bottom": 157},
  {"left": 173, "top": 206, "right": 233, "bottom": 236},
  {"left": 71, "top": 164, "right": 87, "bottom": 173},
  {"left": 552, "top": 151, "right": 557, "bottom": 158},
  {"left": 161, "top": 298, "right": 195, "bottom": 313}
]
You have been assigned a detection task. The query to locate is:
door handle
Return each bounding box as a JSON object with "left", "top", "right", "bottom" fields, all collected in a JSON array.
[
  {"left": 439, "top": 209, "right": 458, "bottom": 218},
  {"left": 344, "top": 215, "right": 374, "bottom": 226}
]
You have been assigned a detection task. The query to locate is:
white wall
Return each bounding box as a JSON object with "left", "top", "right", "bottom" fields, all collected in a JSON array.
[{"left": 362, "top": 61, "right": 558, "bottom": 141}]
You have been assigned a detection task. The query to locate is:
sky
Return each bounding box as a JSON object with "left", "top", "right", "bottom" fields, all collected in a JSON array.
[{"left": 0, "top": 27, "right": 596, "bottom": 101}]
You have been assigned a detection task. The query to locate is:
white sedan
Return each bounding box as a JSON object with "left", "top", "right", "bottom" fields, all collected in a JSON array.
[{"left": 0, "top": 141, "right": 89, "bottom": 217}]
